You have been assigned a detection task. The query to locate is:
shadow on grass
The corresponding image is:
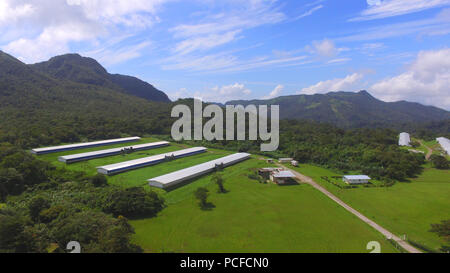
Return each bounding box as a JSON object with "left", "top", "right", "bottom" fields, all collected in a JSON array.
[{"left": 200, "top": 202, "right": 216, "bottom": 211}]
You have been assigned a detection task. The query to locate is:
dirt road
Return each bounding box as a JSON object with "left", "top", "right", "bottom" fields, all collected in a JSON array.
[
  {"left": 277, "top": 163, "right": 422, "bottom": 253},
  {"left": 418, "top": 140, "right": 433, "bottom": 160}
]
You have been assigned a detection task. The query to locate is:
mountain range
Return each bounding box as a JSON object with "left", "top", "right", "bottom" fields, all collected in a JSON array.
[
  {"left": 30, "top": 53, "right": 170, "bottom": 103},
  {"left": 227, "top": 91, "right": 450, "bottom": 128},
  {"left": 0, "top": 50, "right": 449, "bottom": 135}
]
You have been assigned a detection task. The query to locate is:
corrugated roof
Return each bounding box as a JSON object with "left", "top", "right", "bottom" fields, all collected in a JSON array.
[
  {"left": 31, "top": 137, "right": 141, "bottom": 154},
  {"left": 97, "top": 147, "right": 207, "bottom": 174},
  {"left": 272, "top": 171, "right": 296, "bottom": 178},
  {"left": 437, "top": 137, "right": 450, "bottom": 154},
  {"left": 148, "top": 153, "right": 251, "bottom": 188},
  {"left": 58, "top": 141, "right": 169, "bottom": 163},
  {"left": 344, "top": 175, "right": 371, "bottom": 180}
]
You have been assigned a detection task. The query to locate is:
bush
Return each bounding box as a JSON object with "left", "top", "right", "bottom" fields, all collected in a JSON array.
[
  {"left": 103, "top": 187, "right": 165, "bottom": 218},
  {"left": 89, "top": 174, "right": 108, "bottom": 187},
  {"left": 430, "top": 155, "right": 449, "bottom": 170}
]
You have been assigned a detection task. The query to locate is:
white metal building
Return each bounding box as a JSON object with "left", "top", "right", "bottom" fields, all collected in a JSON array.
[
  {"left": 97, "top": 147, "right": 207, "bottom": 175},
  {"left": 436, "top": 137, "right": 450, "bottom": 155},
  {"left": 31, "top": 137, "right": 141, "bottom": 155},
  {"left": 278, "top": 158, "right": 294, "bottom": 163},
  {"left": 343, "top": 175, "right": 371, "bottom": 184},
  {"left": 398, "top": 132, "right": 411, "bottom": 146},
  {"left": 270, "top": 170, "right": 296, "bottom": 184},
  {"left": 58, "top": 141, "right": 170, "bottom": 163},
  {"left": 148, "top": 153, "right": 251, "bottom": 189}
]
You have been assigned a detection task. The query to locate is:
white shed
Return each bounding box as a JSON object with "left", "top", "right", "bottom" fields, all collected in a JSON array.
[
  {"left": 343, "top": 175, "right": 371, "bottom": 184},
  {"left": 278, "top": 158, "right": 294, "bottom": 163},
  {"left": 436, "top": 137, "right": 450, "bottom": 155},
  {"left": 399, "top": 132, "right": 411, "bottom": 146}
]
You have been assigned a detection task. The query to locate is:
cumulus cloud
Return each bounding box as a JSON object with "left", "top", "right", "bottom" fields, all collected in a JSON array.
[
  {"left": 309, "top": 39, "right": 338, "bottom": 57},
  {"left": 0, "top": 0, "right": 167, "bottom": 63},
  {"left": 370, "top": 48, "right": 450, "bottom": 109},
  {"left": 262, "top": 85, "right": 284, "bottom": 99},
  {"left": 171, "top": 83, "right": 252, "bottom": 103},
  {"left": 351, "top": 0, "right": 450, "bottom": 21},
  {"left": 299, "top": 73, "right": 364, "bottom": 95}
]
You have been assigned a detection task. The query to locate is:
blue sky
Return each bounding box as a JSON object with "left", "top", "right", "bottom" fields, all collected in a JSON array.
[{"left": 1, "top": 0, "right": 450, "bottom": 109}]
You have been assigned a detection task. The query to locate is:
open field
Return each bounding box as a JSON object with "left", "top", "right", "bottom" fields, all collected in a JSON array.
[
  {"left": 36, "top": 139, "right": 447, "bottom": 252},
  {"left": 130, "top": 158, "right": 398, "bottom": 253},
  {"left": 287, "top": 163, "right": 450, "bottom": 252}
]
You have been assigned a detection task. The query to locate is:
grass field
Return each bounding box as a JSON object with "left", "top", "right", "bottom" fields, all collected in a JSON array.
[
  {"left": 287, "top": 163, "right": 450, "bottom": 252},
  {"left": 130, "top": 158, "right": 398, "bottom": 253},
  {"left": 36, "top": 138, "right": 447, "bottom": 253}
]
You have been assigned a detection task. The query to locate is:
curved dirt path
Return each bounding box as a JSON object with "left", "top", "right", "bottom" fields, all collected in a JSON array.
[
  {"left": 277, "top": 163, "right": 422, "bottom": 253},
  {"left": 418, "top": 140, "right": 433, "bottom": 160}
]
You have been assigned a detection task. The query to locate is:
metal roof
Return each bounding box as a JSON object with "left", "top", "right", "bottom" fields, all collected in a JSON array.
[
  {"left": 97, "top": 147, "right": 207, "bottom": 175},
  {"left": 437, "top": 137, "right": 450, "bottom": 154},
  {"left": 31, "top": 137, "right": 141, "bottom": 155},
  {"left": 343, "top": 175, "right": 371, "bottom": 180},
  {"left": 272, "top": 171, "right": 296, "bottom": 178},
  {"left": 58, "top": 141, "right": 170, "bottom": 163},
  {"left": 399, "top": 132, "right": 411, "bottom": 146},
  {"left": 148, "top": 153, "right": 251, "bottom": 189}
]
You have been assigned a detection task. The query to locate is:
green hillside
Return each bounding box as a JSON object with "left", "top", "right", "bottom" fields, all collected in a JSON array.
[{"left": 227, "top": 90, "right": 450, "bottom": 128}]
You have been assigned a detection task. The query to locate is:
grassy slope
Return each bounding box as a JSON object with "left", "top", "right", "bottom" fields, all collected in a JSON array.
[
  {"left": 289, "top": 163, "right": 450, "bottom": 252},
  {"left": 130, "top": 158, "right": 398, "bottom": 253}
]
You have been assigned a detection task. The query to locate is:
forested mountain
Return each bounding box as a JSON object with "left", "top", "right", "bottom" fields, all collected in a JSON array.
[
  {"left": 227, "top": 90, "right": 450, "bottom": 128},
  {"left": 31, "top": 53, "right": 170, "bottom": 102},
  {"left": 0, "top": 51, "right": 172, "bottom": 148}
]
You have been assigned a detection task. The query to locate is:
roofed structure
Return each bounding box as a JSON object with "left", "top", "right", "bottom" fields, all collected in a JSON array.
[
  {"left": 97, "top": 147, "right": 207, "bottom": 175},
  {"left": 148, "top": 153, "right": 251, "bottom": 189},
  {"left": 31, "top": 137, "right": 141, "bottom": 155},
  {"left": 58, "top": 141, "right": 169, "bottom": 163}
]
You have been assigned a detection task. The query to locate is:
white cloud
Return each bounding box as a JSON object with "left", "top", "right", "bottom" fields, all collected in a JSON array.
[
  {"left": 294, "top": 5, "right": 323, "bottom": 20},
  {"left": 339, "top": 10, "right": 450, "bottom": 42},
  {"left": 311, "top": 39, "right": 337, "bottom": 57},
  {"left": 370, "top": 48, "right": 450, "bottom": 109},
  {"left": 299, "top": 73, "right": 364, "bottom": 95},
  {"left": 174, "top": 30, "right": 242, "bottom": 55},
  {"left": 327, "top": 58, "right": 351, "bottom": 64},
  {"left": 0, "top": 0, "right": 168, "bottom": 63},
  {"left": 262, "top": 84, "right": 284, "bottom": 99},
  {"left": 170, "top": 1, "right": 285, "bottom": 55},
  {"left": 172, "top": 83, "right": 252, "bottom": 103},
  {"left": 84, "top": 41, "right": 152, "bottom": 66},
  {"left": 351, "top": 0, "right": 450, "bottom": 21},
  {"left": 0, "top": 1, "right": 34, "bottom": 26}
]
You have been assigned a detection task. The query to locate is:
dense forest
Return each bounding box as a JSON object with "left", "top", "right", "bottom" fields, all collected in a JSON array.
[{"left": 0, "top": 144, "right": 165, "bottom": 252}]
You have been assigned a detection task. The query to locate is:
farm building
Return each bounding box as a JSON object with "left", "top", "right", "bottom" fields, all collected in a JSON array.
[
  {"left": 258, "top": 167, "right": 282, "bottom": 180},
  {"left": 278, "top": 158, "right": 294, "bottom": 163},
  {"left": 97, "top": 147, "right": 207, "bottom": 175},
  {"left": 148, "top": 153, "right": 251, "bottom": 189},
  {"left": 291, "top": 160, "right": 299, "bottom": 167},
  {"left": 31, "top": 137, "right": 141, "bottom": 155},
  {"left": 436, "top": 137, "right": 450, "bottom": 155},
  {"left": 58, "top": 141, "right": 170, "bottom": 163},
  {"left": 270, "top": 171, "right": 296, "bottom": 185},
  {"left": 398, "top": 132, "right": 411, "bottom": 146},
  {"left": 266, "top": 158, "right": 274, "bottom": 163},
  {"left": 343, "top": 175, "right": 371, "bottom": 184}
]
